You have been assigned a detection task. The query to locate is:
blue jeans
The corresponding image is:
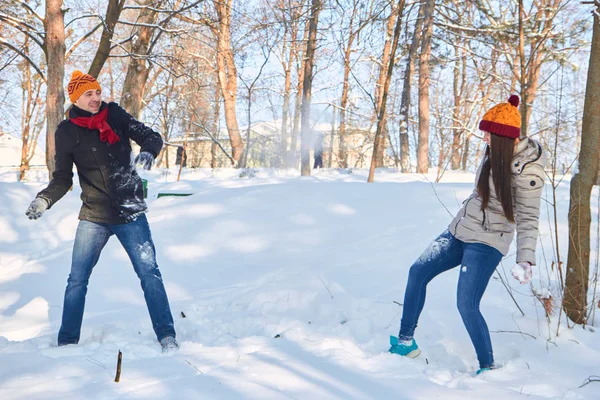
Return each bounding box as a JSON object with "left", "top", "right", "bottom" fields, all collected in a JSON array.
[
  {"left": 58, "top": 214, "right": 175, "bottom": 345},
  {"left": 398, "top": 230, "right": 503, "bottom": 369}
]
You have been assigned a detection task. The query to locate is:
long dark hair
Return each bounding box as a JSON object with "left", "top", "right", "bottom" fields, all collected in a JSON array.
[{"left": 477, "top": 133, "right": 516, "bottom": 223}]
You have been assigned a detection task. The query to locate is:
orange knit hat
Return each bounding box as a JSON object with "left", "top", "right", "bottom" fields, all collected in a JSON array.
[
  {"left": 479, "top": 95, "right": 521, "bottom": 139},
  {"left": 67, "top": 70, "right": 101, "bottom": 103}
]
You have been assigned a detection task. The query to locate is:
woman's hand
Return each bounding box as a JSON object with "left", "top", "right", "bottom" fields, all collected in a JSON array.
[{"left": 511, "top": 262, "right": 532, "bottom": 284}]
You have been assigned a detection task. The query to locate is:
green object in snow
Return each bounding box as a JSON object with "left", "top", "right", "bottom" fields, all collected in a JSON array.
[
  {"left": 141, "top": 179, "right": 148, "bottom": 199},
  {"left": 157, "top": 192, "right": 193, "bottom": 199}
]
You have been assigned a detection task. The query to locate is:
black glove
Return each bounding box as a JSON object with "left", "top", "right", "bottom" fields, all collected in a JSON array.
[
  {"left": 135, "top": 151, "right": 155, "bottom": 170},
  {"left": 26, "top": 197, "right": 49, "bottom": 220}
]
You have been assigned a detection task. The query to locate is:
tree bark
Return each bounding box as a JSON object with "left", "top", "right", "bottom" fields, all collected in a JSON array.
[
  {"left": 372, "top": 2, "right": 399, "bottom": 168},
  {"left": 416, "top": 0, "right": 434, "bottom": 173},
  {"left": 291, "top": 16, "right": 311, "bottom": 169},
  {"left": 300, "top": 0, "right": 322, "bottom": 176},
  {"left": 214, "top": 0, "right": 244, "bottom": 165},
  {"left": 338, "top": 23, "right": 357, "bottom": 169},
  {"left": 451, "top": 43, "right": 466, "bottom": 170},
  {"left": 44, "top": 0, "right": 66, "bottom": 178},
  {"left": 399, "top": 1, "right": 425, "bottom": 172},
  {"left": 120, "top": 0, "right": 161, "bottom": 119},
  {"left": 368, "top": 0, "right": 406, "bottom": 182},
  {"left": 211, "top": 78, "right": 220, "bottom": 168},
  {"left": 564, "top": 8, "right": 600, "bottom": 325},
  {"left": 88, "top": 0, "right": 125, "bottom": 78}
]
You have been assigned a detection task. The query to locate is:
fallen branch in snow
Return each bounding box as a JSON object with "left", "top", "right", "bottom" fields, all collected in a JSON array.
[
  {"left": 86, "top": 356, "right": 106, "bottom": 370},
  {"left": 490, "top": 330, "right": 536, "bottom": 340},
  {"left": 114, "top": 350, "right": 122, "bottom": 383},
  {"left": 318, "top": 276, "right": 334, "bottom": 299},
  {"left": 185, "top": 360, "right": 204, "bottom": 374},
  {"left": 579, "top": 375, "right": 600, "bottom": 388}
]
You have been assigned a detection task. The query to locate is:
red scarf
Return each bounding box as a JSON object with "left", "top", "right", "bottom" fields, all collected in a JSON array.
[{"left": 70, "top": 107, "right": 121, "bottom": 144}]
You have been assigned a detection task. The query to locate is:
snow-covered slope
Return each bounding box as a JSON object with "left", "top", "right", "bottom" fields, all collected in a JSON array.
[{"left": 0, "top": 168, "right": 597, "bottom": 399}]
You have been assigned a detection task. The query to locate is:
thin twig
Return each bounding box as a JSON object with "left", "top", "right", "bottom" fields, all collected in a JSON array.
[
  {"left": 579, "top": 375, "right": 600, "bottom": 388},
  {"left": 423, "top": 176, "right": 453, "bottom": 218},
  {"left": 495, "top": 266, "right": 525, "bottom": 317},
  {"left": 318, "top": 276, "right": 334, "bottom": 299},
  {"left": 185, "top": 359, "right": 204, "bottom": 374},
  {"left": 490, "top": 330, "right": 536, "bottom": 340}
]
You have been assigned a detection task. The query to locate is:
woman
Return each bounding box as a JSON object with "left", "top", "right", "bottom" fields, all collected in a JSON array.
[{"left": 389, "top": 95, "right": 545, "bottom": 374}]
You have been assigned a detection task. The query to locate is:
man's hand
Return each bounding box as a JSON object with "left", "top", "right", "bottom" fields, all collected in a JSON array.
[
  {"left": 511, "top": 262, "right": 533, "bottom": 284},
  {"left": 26, "top": 198, "right": 49, "bottom": 220},
  {"left": 134, "top": 151, "right": 155, "bottom": 170}
]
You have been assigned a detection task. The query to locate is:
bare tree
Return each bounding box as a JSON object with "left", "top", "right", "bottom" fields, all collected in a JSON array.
[
  {"left": 337, "top": 0, "right": 376, "bottom": 168},
  {"left": 120, "top": 0, "right": 164, "bottom": 119},
  {"left": 371, "top": 1, "right": 402, "bottom": 168},
  {"left": 368, "top": 0, "right": 406, "bottom": 182},
  {"left": 416, "top": 0, "right": 434, "bottom": 173},
  {"left": 300, "top": 0, "right": 322, "bottom": 176},
  {"left": 398, "top": 0, "right": 425, "bottom": 172},
  {"left": 18, "top": 47, "right": 45, "bottom": 181},
  {"left": 43, "top": 0, "right": 66, "bottom": 177},
  {"left": 88, "top": 0, "right": 126, "bottom": 78},
  {"left": 563, "top": 4, "right": 600, "bottom": 325},
  {"left": 212, "top": 0, "right": 244, "bottom": 164}
]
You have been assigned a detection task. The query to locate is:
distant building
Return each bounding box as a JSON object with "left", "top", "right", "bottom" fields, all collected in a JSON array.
[{"left": 158, "top": 120, "right": 382, "bottom": 169}]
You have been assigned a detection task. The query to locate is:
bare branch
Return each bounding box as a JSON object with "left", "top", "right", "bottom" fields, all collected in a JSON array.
[
  {"left": 116, "top": 20, "right": 187, "bottom": 34},
  {"left": 16, "top": 0, "right": 44, "bottom": 22},
  {"left": 66, "top": 23, "right": 103, "bottom": 59},
  {"left": 190, "top": 120, "right": 236, "bottom": 165},
  {"left": 0, "top": 37, "right": 46, "bottom": 82},
  {"left": 0, "top": 13, "right": 45, "bottom": 49}
]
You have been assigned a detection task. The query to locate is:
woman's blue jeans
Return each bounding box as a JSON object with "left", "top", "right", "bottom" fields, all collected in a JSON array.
[
  {"left": 398, "top": 230, "right": 503, "bottom": 369},
  {"left": 58, "top": 214, "right": 175, "bottom": 345}
]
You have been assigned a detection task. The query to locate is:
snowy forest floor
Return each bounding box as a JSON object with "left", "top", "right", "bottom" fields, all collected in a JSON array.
[{"left": 0, "top": 167, "right": 598, "bottom": 400}]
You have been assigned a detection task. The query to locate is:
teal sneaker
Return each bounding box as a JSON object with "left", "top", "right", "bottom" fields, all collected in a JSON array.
[
  {"left": 388, "top": 336, "right": 421, "bottom": 358},
  {"left": 476, "top": 367, "right": 492, "bottom": 375}
]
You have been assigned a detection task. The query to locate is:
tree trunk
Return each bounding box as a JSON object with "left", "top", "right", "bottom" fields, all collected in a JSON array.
[
  {"left": 368, "top": 0, "right": 406, "bottom": 182},
  {"left": 416, "top": 0, "right": 434, "bottom": 173},
  {"left": 44, "top": 0, "right": 66, "bottom": 178},
  {"left": 281, "top": 38, "right": 293, "bottom": 167},
  {"left": 88, "top": 0, "right": 125, "bottom": 78},
  {"left": 372, "top": 2, "right": 399, "bottom": 168},
  {"left": 338, "top": 34, "right": 355, "bottom": 169},
  {"left": 211, "top": 79, "right": 220, "bottom": 168},
  {"left": 328, "top": 106, "right": 336, "bottom": 167},
  {"left": 214, "top": 0, "right": 244, "bottom": 165},
  {"left": 564, "top": 9, "right": 600, "bottom": 325},
  {"left": 300, "top": 0, "right": 322, "bottom": 176},
  {"left": 451, "top": 44, "right": 466, "bottom": 170},
  {"left": 291, "top": 17, "right": 310, "bottom": 169},
  {"left": 399, "top": 1, "right": 425, "bottom": 172},
  {"left": 120, "top": 0, "right": 160, "bottom": 119},
  {"left": 20, "top": 61, "right": 31, "bottom": 182}
]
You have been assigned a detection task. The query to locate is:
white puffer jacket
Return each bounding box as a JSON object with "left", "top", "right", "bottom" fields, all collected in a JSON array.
[{"left": 448, "top": 138, "right": 545, "bottom": 265}]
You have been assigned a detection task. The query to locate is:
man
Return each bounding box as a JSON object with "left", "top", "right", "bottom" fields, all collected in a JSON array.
[{"left": 25, "top": 70, "right": 178, "bottom": 352}]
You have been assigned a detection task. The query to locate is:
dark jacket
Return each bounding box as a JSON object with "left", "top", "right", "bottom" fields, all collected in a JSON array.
[{"left": 37, "top": 102, "right": 163, "bottom": 224}]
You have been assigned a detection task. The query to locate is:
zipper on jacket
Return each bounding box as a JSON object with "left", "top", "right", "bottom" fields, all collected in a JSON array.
[{"left": 454, "top": 196, "right": 473, "bottom": 232}]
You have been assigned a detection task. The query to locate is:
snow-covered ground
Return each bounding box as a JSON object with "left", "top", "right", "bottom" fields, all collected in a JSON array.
[{"left": 0, "top": 167, "right": 598, "bottom": 400}]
